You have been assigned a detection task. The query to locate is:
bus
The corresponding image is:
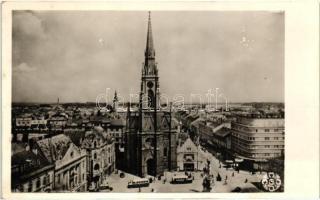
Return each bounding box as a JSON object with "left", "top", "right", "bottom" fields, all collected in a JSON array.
[
  {"left": 171, "top": 174, "right": 193, "bottom": 184},
  {"left": 127, "top": 178, "right": 150, "bottom": 188}
]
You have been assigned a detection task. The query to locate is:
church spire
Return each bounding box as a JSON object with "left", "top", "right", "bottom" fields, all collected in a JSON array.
[
  {"left": 144, "top": 11, "right": 157, "bottom": 75},
  {"left": 145, "top": 11, "right": 155, "bottom": 59}
]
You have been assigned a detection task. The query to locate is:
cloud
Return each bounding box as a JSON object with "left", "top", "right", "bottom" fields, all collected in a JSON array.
[
  {"left": 13, "top": 11, "right": 46, "bottom": 39},
  {"left": 14, "top": 63, "right": 37, "bottom": 73},
  {"left": 12, "top": 11, "right": 284, "bottom": 103}
]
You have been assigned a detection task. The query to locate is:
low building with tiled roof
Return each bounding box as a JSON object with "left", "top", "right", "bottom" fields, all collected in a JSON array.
[{"left": 177, "top": 138, "right": 207, "bottom": 171}]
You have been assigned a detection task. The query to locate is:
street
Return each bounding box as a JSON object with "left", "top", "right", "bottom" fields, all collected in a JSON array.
[{"left": 103, "top": 147, "right": 265, "bottom": 193}]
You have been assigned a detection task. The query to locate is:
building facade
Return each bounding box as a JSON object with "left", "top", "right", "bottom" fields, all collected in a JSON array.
[
  {"left": 11, "top": 148, "right": 55, "bottom": 192},
  {"left": 36, "top": 134, "right": 87, "bottom": 192},
  {"left": 231, "top": 117, "right": 285, "bottom": 169},
  {"left": 80, "top": 127, "right": 115, "bottom": 189},
  {"left": 199, "top": 122, "right": 232, "bottom": 149}
]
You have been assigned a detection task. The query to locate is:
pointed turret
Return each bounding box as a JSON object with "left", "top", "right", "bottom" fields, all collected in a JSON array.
[{"left": 113, "top": 90, "right": 119, "bottom": 112}]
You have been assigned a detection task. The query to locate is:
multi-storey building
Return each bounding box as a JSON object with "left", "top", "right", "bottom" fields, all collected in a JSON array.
[
  {"left": 231, "top": 116, "right": 285, "bottom": 169},
  {"left": 36, "top": 134, "right": 87, "bottom": 192},
  {"left": 48, "top": 113, "right": 68, "bottom": 131},
  {"left": 80, "top": 127, "right": 115, "bottom": 189},
  {"left": 199, "top": 121, "right": 231, "bottom": 148},
  {"left": 11, "top": 147, "right": 55, "bottom": 192}
]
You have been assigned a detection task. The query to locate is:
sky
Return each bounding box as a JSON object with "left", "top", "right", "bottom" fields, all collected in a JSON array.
[{"left": 12, "top": 11, "right": 284, "bottom": 103}]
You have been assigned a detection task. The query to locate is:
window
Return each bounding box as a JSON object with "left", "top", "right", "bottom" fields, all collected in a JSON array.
[
  {"left": 94, "top": 153, "right": 97, "bottom": 159},
  {"left": 43, "top": 176, "right": 47, "bottom": 186},
  {"left": 28, "top": 182, "right": 33, "bottom": 192},
  {"left": 36, "top": 178, "right": 41, "bottom": 188},
  {"left": 255, "top": 129, "right": 258, "bottom": 132},
  {"left": 57, "top": 174, "right": 60, "bottom": 184},
  {"left": 164, "top": 147, "right": 167, "bottom": 156},
  {"left": 94, "top": 164, "right": 100, "bottom": 170},
  {"left": 265, "top": 145, "right": 270, "bottom": 148},
  {"left": 265, "top": 129, "right": 270, "bottom": 132},
  {"left": 187, "top": 147, "right": 191, "bottom": 151},
  {"left": 274, "top": 137, "right": 278, "bottom": 140},
  {"left": 265, "top": 137, "right": 270, "bottom": 141}
]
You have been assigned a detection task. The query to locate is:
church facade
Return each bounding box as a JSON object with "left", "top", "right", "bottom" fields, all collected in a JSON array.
[{"left": 125, "top": 13, "right": 178, "bottom": 178}]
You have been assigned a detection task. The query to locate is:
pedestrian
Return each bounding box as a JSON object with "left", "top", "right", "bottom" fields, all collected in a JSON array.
[
  {"left": 151, "top": 188, "right": 154, "bottom": 192},
  {"left": 232, "top": 172, "right": 234, "bottom": 177},
  {"left": 245, "top": 178, "right": 248, "bottom": 183},
  {"left": 225, "top": 175, "right": 228, "bottom": 180}
]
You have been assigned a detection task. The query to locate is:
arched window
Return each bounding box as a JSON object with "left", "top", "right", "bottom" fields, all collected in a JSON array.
[
  {"left": 94, "top": 163, "right": 100, "bottom": 170},
  {"left": 93, "top": 153, "right": 97, "bottom": 159},
  {"left": 164, "top": 147, "right": 167, "bottom": 156},
  {"left": 148, "top": 89, "right": 155, "bottom": 108}
]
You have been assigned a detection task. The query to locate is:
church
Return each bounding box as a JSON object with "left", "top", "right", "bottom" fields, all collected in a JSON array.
[{"left": 124, "top": 12, "right": 178, "bottom": 178}]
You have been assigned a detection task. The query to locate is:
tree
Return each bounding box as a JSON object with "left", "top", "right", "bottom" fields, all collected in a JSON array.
[{"left": 266, "top": 158, "right": 284, "bottom": 179}]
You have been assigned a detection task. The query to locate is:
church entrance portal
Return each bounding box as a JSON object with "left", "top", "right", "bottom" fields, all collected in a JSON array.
[{"left": 146, "top": 159, "right": 155, "bottom": 176}]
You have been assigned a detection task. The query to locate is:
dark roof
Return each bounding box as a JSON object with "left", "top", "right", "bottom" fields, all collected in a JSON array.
[
  {"left": 214, "top": 127, "right": 231, "bottom": 138},
  {"left": 12, "top": 150, "right": 49, "bottom": 167},
  {"left": 12, "top": 142, "right": 27, "bottom": 155},
  {"left": 11, "top": 150, "right": 53, "bottom": 185},
  {"left": 65, "top": 129, "right": 86, "bottom": 147},
  {"left": 110, "top": 119, "right": 125, "bottom": 127}
]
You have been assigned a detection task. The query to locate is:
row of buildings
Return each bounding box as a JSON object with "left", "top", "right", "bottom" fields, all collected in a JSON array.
[
  {"left": 177, "top": 108, "right": 285, "bottom": 170},
  {"left": 11, "top": 126, "right": 116, "bottom": 192}
]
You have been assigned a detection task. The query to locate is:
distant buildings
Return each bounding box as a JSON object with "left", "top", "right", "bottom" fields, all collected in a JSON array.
[
  {"left": 48, "top": 113, "right": 68, "bottom": 131},
  {"left": 198, "top": 121, "right": 231, "bottom": 149}
]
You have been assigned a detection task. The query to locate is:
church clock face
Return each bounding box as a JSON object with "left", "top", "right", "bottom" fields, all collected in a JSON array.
[{"left": 147, "top": 81, "right": 154, "bottom": 89}]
